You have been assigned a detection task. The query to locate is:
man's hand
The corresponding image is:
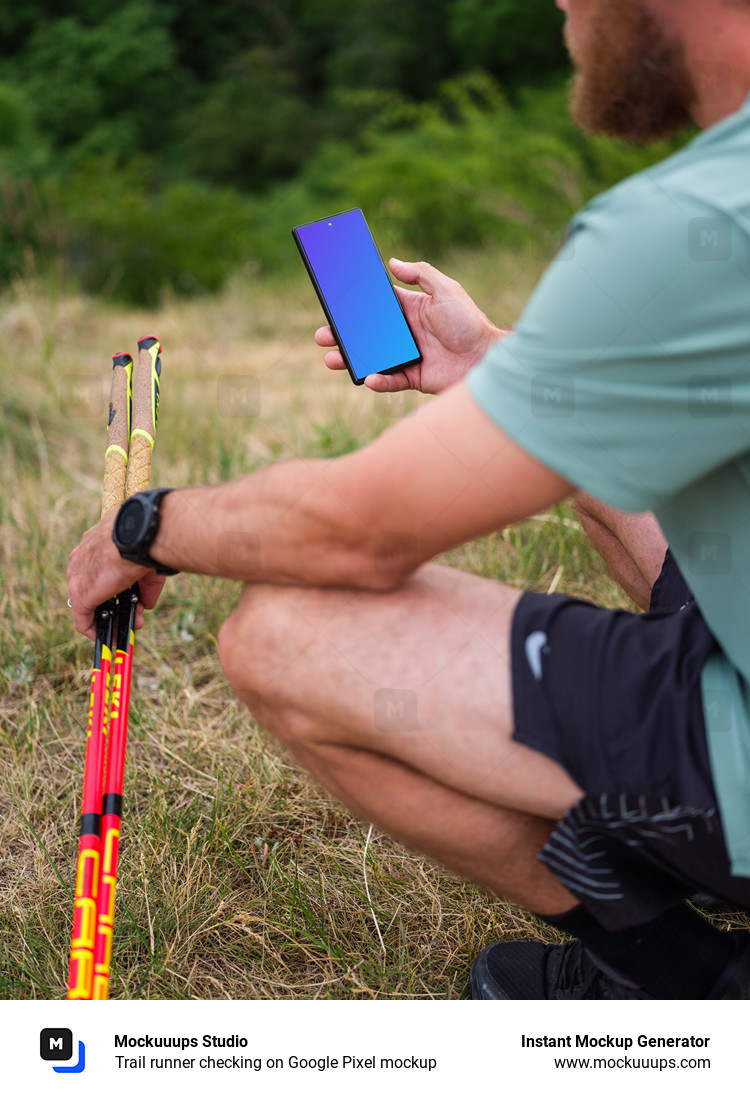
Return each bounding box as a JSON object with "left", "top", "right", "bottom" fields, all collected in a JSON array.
[
  {"left": 67, "top": 515, "right": 167, "bottom": 641},
  {"left": 315, "top": 258, "right": 507, "bottom": 395}
]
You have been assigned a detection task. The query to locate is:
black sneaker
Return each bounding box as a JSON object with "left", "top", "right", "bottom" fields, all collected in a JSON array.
[
  {"left": 690, "top": 890, "right": 746, "bottom": 914},
  {"left": 470, "top": 935, "right": 750, "bottom": 999},
  {"left": 709, "top": 935, "right": 750, "bottom": 998},
  {"left": 470, "top": 939, "right": 651, "bottom": 1000}
]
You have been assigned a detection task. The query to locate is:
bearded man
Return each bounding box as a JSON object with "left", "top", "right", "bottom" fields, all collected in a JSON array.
[{"left": 69, "top": 0, "right": 750, "bottom": 998}]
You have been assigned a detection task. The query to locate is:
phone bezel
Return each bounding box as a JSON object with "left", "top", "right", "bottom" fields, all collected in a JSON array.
[{"left": 293, "top": 207, "right": 422, "bottom": 386}]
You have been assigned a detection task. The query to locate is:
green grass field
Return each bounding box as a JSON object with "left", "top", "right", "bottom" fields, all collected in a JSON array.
[{"left": 2, "top": 253, "right": 742, "bottom": 1000}]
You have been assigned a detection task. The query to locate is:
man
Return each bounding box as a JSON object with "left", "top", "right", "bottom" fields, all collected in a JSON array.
[{"left": 69, "top": 0, "right": 750, "bottom": 998}]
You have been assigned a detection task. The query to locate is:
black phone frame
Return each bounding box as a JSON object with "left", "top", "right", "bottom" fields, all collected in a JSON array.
[{"left": 293, "top": 207, "right": 422, "bottom": 386}]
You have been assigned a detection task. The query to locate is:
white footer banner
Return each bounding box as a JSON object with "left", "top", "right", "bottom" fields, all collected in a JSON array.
[{"left": 0, "top": 998, "right": 742, "bottom": 1099}]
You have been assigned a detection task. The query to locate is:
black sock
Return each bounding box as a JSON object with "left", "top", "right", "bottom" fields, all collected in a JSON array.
[{"left": 540, "top": 903, "right": 742, "bottom": 999}]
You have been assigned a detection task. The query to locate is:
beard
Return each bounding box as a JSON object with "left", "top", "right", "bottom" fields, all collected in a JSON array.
[{"left": 566, "top": 1, "right": 696, "bottom": 143}]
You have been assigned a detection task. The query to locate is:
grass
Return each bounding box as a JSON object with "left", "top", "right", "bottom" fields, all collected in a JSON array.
[{"left": 1, "top": 253, "right": 745, "bottom": 1000}]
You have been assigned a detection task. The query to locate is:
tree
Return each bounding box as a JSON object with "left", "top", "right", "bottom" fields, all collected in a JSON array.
[
  {"left": 447, "top": 0, "right": 567, "bottom": 85},
  {"left": 18, "top": 2, "right": 187, "bottom": 160}
]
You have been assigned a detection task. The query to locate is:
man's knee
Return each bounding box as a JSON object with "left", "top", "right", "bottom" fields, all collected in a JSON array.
[
  {"left": 218, "top": 587, "right": 331, "bottom": 752},
  {"left": 217, "top": 611, "right": 244, "bottom": 692},
  {"left": 217, "top": 585, "right": 289, "bottom": 697}
]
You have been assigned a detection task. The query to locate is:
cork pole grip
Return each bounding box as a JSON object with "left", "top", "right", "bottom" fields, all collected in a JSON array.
[
  {"left": 125, "top": 336, "right": 161, "bottom": 499},
  {"left": 101, "top": 354, "right": 133, "bottom": 518},
  {"left": 101, "top": 450, "right": 128, "bottom": 518},
  {"left": 125, "top": 434, "right": 154, "bottom": 498}
]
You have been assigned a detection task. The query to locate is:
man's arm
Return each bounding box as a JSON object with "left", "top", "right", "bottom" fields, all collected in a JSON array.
[
  {"left": 574, "top": 492, "right": 667, "bottom": 610},
  {"left": 68, "top": 380, "right": 572, "bottom": 638}
]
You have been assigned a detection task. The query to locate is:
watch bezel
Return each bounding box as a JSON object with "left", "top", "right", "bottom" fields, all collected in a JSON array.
[{"left": 114, "top": 496, "right": 150, "bottom": 552}]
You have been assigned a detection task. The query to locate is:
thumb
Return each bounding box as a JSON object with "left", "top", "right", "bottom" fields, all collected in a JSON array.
[{"left": 389, "top": 258, "right": 451, "bottom": 297}]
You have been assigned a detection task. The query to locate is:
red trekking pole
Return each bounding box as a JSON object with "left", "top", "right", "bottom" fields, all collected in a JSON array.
[
  {"left": 92, "top": 336, "right": 163, "bottom": 1000},
  {"left": 67, "top": 352, "right": 133, "bottom": 1000}
]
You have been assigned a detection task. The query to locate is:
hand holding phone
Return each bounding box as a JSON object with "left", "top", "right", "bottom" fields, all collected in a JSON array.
[
  {"left": 294, "top": 208, "right": 422, "bottom": 386},
  {"left": 300, "top": 220, "right": 504, "bottom": 395},
  {"left": 320, "top": 257, "right": 506, "bottom": 396}
]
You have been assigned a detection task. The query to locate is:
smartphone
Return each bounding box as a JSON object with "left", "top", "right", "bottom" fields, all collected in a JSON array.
[{"left": 293, "top": 208, "right": 421, "bottom": 386}]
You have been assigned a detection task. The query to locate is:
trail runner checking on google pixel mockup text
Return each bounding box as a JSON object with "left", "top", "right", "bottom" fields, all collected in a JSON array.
[{"left": 68, "top": 0, "right": 750, "bottom": 999}]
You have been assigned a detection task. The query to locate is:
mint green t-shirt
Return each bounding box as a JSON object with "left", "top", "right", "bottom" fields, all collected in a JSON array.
[{"left": 468, "top": 99, "right": 750, "bottom": 875}]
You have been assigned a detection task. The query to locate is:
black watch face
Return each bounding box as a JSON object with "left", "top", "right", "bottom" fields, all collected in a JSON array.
[{"left": 117, "top": 498, "right": 147, "bottom": 547}]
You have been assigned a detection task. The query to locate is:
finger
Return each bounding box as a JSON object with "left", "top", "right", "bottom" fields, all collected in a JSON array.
[
  {"left": 389, "top": 257, "right": 453, "bottom": 296},
  {"left": 67, "top": 569, "right": 96, "bottom": 638},
  {"left": 324, "top": 350, "right": 346, "bottom": 371},
  {"left": 392, "top": 284, "right": 422, "bottom": 321},
  {"left": 364, "top": 372, "right": 412, "bottom": 393},
  {"left": 134, "top": 606, "right": 145, "bottom": 631},
  {"left": 70, "top": 602, "right": 96, "bottom": 641},
  {"left": 393, "top": 284, "right": 419, "bottom": 305},
  {"left": 314, "top": 326, "right": 337, "bottom": 348},
  {"left": 138, "top": 573, "right": 167, "bottom": 610}
]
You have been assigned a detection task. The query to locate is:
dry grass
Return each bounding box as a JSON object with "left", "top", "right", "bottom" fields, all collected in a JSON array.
[{"left": 2, "top": 254, "right": 742, "bottom": 1000}]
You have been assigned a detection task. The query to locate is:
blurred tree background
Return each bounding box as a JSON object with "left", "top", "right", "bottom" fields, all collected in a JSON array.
[{"left": 0, "top": 0, "right": 687, "bottom": 305}]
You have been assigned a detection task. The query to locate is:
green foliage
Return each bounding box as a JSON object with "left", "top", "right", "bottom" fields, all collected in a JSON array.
[
  {"left": 59, "top": 159, "right": 258, "bottom": 304},
  {"left": 0, "top": 83, "right": 37, "bottom": 157},
  {"left": 0, "top": 73, "right": 689, "bottom": 305},
  {"left": 0, "top": 160, "right": 58, "bottom": 285},
  {"left": 1, "top": 0, "right": 565, "bottom": 182},
  {"left": 319, "top": 0, "right": 452, "bottom": 100},
  {"left": 0, "top": 83, "right": 51, "bottom": 280},
  {"left": 249, "top": 74, "right": 685, "bottom": 272},
  {"left": 318, "top": 74, "right": 582, "bottom": 254},
  {"left": 447, "top": 0, "right": 567, "bottom": 84},
  {"left": 515, "top": 83, "right": 690, "bottom": 191},
  {"left": 0, "top": 3, "right": 693, "bottom": 302},
  {"left": 18, "top": 2, "right": 186, "bottom": 161},
  {"left": 184, "top": 47, "right": 319, "bottom": 189}
]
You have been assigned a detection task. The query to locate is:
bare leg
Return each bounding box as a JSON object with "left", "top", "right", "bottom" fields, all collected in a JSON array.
[
  {"left": 290, "top": 742, "right": 575, "bottom": 913},
  {"left": 574, "top": 492, "right": 668, "bottom": 609},
  {"left": 219, "top": 564, "right": 581, "bottom": 915}
]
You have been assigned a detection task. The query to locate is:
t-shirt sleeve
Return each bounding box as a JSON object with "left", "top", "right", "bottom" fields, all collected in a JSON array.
[{"left": 468, "top": 177, "right": 750, "bottom": 513}]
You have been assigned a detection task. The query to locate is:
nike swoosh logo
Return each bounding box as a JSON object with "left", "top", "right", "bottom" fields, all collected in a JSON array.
[{"left": 524, "top": 631, "right": 548, "bottom": 682}]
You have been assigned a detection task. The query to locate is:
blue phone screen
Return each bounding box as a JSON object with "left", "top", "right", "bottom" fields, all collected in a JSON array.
[{"left": 296, "top": 209, "right": 420, "bottom": 381}]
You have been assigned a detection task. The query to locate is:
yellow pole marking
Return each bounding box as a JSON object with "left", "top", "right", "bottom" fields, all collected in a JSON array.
[
  {"left": 130, "top": 427, "right": 155, "bottom": 447},
  {"left": 104, "top": 444, "right": 129, "bottom": 463}
]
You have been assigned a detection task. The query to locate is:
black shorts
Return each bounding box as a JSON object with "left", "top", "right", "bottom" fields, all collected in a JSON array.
[{"left": 511, "top": 548, "right": 750, "bottom": 929}]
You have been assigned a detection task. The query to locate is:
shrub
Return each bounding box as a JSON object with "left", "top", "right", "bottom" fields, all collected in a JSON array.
[
  {"left": 60, "top": 159, "right": 258, "bottom": 305},
  {"left": 0, "top": 73, "right": 691, "bottom": 302}
]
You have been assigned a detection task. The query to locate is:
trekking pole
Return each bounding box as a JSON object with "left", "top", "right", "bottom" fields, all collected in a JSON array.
[
  {"left": 124, "top": 336, "right": 162, "bottom": 498},
  {"left": 92, "top": 336, "right": 162, "bottom": 1000},
  {"left": 67, "top": 352, "right": 133, "bottom": 1000}
]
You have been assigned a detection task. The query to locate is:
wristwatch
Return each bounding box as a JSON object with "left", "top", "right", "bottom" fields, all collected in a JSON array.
[{"left": 112, "top": 488, "right": 179, "bottom": 575}]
